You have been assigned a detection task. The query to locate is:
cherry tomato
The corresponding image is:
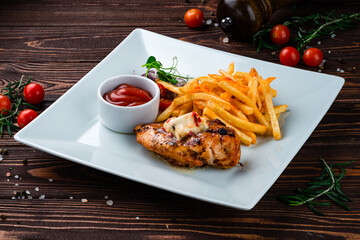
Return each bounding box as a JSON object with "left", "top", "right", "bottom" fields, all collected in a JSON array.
[
  {"left": 303, "top": 48, "right": 324, "bottom": 67},
  {"left": 23, "top": 83, "right": 45, "bottom": 105},
  {"left": 184, "top": 9, "right": 204, "bottom": 28},
  {"left": 159, "top": 98, "right": 172, "bottom": 111},
  {"left": 279, "top": 47, "right": 300, "bottom": 67},
  {"left": 17, "top": 109, "right": 38, "bottom": 128},
  {"left": 157, "top": 83, "right": 167, "bottom": 98},
  {"left": 270, "top": 24, "right": 290, "bottom": 45},
  {"left": 0, "top": 95, "right": 11, "bottom": 116}
]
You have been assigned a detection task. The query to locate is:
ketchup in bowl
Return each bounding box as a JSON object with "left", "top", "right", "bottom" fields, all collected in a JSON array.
[{"left": 103, "top": 84, "right": 153, "bottom": 107}]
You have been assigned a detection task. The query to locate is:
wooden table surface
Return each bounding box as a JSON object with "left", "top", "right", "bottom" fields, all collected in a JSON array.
[{"left": 0, "top": 0, "right": 359, "bottom": 239}]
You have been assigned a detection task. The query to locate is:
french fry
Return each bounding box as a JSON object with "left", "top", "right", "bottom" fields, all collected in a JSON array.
[
  {"left": 178, "top": 102, "right": 193, "bottom": 116},
  {"left": 156, "top": 94, "right": 193, "bottom": 121},
  {"left": 264, "top": 104, "right": 288, "bottom": 121},
  {"left": 230, "top": 98, "right": 254, "bottom": 115},
  {"left": 259, "top": 78, "right": 281, "bottom": 140},
  {"left": 192, "top": 93, "right": 232, "bottom": 111},
  {"left": 155, "top": 79, "right": 182, "bottom": 95},
  {"left": 219, "top": 69, "right": 246, "bottom": 85},
  {"left": 178, "top": 78, "right": 199, "bottom": 94},
  {"left": 203, "top": 107, "right": 252, "bottom": 146},
  {"left": 207, "top": 101, "right": 267, "bottom": 135},
  {"left": 265, "top": 77, "right": 276, "bottom": 84},
  {"left": 220, "top": 92, "right": 232, "bottom": 102},
  {"left": 226, "top": 62, "right": 234, "bottom": 74},
  {"left": 218, "top": 80, "right": 271, "bottom": 133},
  {"left": 194, "top": 100, "right": 207, "bottom": 110},
  {"left": 171, "top": 107, "right": 180, "bottom": 117},
  {"left": 230, "top": 106, "right": 248, "bottom": 121}
]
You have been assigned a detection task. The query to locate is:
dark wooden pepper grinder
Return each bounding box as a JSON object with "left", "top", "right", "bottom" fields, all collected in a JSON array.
[{"left": 217, "top": 0, "right": 303, "bottom": 40}]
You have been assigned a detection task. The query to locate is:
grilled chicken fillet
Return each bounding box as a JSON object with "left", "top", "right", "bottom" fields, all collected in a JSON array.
[{"left": 134, "top": 119, "right": 241, "bottom": 168}]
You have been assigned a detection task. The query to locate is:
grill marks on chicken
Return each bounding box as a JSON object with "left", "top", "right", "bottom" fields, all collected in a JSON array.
[{"left": 134, "top": 120, "right": 241, "bottom": 168}]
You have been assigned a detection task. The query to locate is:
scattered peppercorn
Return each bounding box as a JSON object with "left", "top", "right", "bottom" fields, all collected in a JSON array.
[
  {"left": 23, "top": 159, "right": 28, "bottom": 165},
  {"left": 0, "top": 214, "right": 6, "bottom": 220},
  {"left": 337, "top": 58, "right": 343, "bottom": 63},
  {"left": 201, "top": 0, "right": 207, "bottom": 3},
  {"left": 185, "top": 0, "right": 190, "bottom": 3},
  {"left": 210, "top": 11, "right": 215, "bottom": 16},
  {"left": 3, "top": 149, "right": 8, "bottom": 155}
]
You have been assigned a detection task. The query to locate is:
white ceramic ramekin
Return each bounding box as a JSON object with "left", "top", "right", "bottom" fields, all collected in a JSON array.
[{"left": 97, "top": 75, "right": 160, "bottom": 133}]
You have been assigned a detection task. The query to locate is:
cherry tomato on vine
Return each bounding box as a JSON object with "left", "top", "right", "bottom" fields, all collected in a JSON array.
[
  {"left": 157, "top": 83, "right": 167, "bottom": 98},
  {"left": 303, "top": 48, "right": 324, "bottom": 67},
  {"left": 279, "top": 46, "right": 300, "bottom": 67},
  {"left": 184, "top": 9, "right": 204, "bottom": 28},
  {"left": 23, "top": 83, "right": 45, "bottom": 105},
  {"left": 17, "top": 109, "right": 38, "bottom": 128},
  {"left": 270, "top": 24, "right": 290, "bottom": 45},
  {"left": 0, "top": 95, "right": 11, "bottom": 116}
]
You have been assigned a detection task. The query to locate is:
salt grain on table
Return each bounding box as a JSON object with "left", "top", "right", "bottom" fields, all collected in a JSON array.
[
  {"left": 14, "top": 175, "right": 19, "bottom": 179},
  {"left": 214, "top": 23, "right": 219, "bottom": 27},
  {"left": 35, "top": 187, "right": 39, "bottom": 192},
  {"left": 331, "top": 33, "right": 336, "bottom": 38},
  {"left": 106, "top": 200, "right": 113, "bottom": 206},
  {"left": 28, "top": 196, "right": 33, "bottom": 199},
  {"left": 0, "top": 154, "right": 3, "bottom": 161},
  {"left": 11, "top": 196, "right": 15, "bottom": 200},
  {"left": 104, "top": 195, "right": 108, "bottom": 200},
  {"left": 69, "top": 196, "right": 73, "bottom": 199},
  {"left": 39, "top": 195, "right": 45, "bottom": 199},
  {"left": 222, "top": 37, "right": 229, "bottom": 43},
  {"left": 206, "top": 19, "right": 212, "bottom": 25},
  {"left": 15, "top": 183, "right": 19, "bottom": 186},
  {"left": 26, "top": 190, "right": 30, "bottom": 195},
  {"left": 81, "top": 198, "right": 88, "bottom": 203},
  {"left": 48, "top": 179, "right": 53, "bottom": 182},
  {"left": 135, "top": 217, "right": 140, "bottom": 220}
]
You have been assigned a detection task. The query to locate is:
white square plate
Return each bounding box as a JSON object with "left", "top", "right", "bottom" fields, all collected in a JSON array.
[{"left": 14, "top": 29, "right": 344, "bottom": 210}]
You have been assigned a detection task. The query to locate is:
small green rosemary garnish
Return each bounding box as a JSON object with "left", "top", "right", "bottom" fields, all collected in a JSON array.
[
  {"left": 142, "top": 56, "right": 191, "bottom": 84},
  {"left": 253, "top": 11, "right": 360, "bottom": 52},
  {"left": 0, "top": 75, "right": 37, "bottom": 137},
  {"left": 278, "top": 158, "right": 353, "bottom": 216}
]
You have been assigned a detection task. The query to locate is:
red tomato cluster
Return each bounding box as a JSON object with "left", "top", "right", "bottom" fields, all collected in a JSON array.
[
  {"left": 269, "top": 24, "right": 324, "bottom": 68},
  {"left": 0, "top": 82, "right": 45, "bottom": 129}
]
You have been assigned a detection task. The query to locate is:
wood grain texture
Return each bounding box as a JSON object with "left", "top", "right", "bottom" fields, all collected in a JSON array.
[{"left": 0, "top": 0, "right": 360, "bottom": 239}]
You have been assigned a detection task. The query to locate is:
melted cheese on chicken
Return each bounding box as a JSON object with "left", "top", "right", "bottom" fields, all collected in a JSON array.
[{"left": 163, "top": 112, "right": 208, "bottom": 140}]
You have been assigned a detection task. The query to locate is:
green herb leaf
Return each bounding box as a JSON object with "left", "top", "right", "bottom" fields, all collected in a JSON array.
[
  {"left": 142, "top": 56, "right": 191, "bottom": 84},
  {"left": 277, "top": 158, "right": 353, "bottom": 216}
]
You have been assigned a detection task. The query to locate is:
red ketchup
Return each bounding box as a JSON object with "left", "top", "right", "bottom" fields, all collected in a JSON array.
[{"left": 103, "top": 84, "right": 152, "bottom": 107}]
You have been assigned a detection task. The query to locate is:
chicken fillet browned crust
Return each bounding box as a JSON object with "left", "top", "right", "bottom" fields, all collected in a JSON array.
[{"left": 134, "top": 120, "right": 241, "bottom": 168}]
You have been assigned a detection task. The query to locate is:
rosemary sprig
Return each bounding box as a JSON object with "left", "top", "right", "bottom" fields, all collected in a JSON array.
[
  {"left": 278, "top": 158, "right": 354, "bottom": 216},
  {"left": 253, "top": 11, "right": 360, "bottom": 52},
  {"left": 142, "top": 56, "right": 191, "bottom": 84},
  {"left": 0, "top": 75, "right": 37, "bottom": 137}
]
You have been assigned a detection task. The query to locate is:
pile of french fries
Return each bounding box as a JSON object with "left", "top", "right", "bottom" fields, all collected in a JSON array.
[{"left": 155, "top": 63, "right": 287, "bottom": 146}]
